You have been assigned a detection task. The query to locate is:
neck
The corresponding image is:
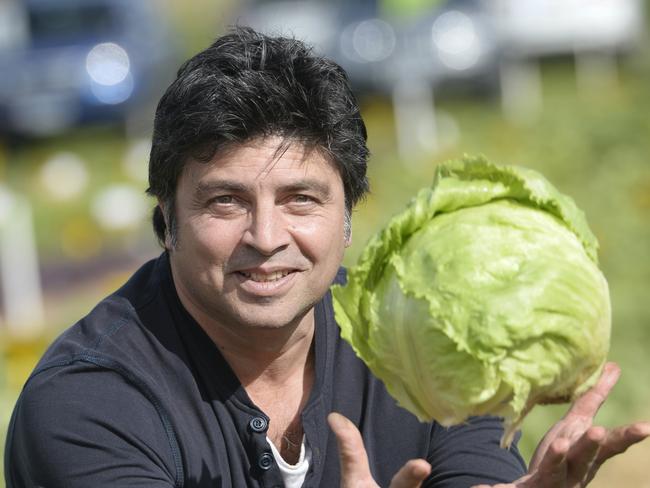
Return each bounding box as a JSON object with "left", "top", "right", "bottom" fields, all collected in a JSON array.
[
  {"left": 172, "top": 283, "right": 316, "bottom": 388},
  {"left": 215, "top": 312, "right": 316, "bottom": 388}
]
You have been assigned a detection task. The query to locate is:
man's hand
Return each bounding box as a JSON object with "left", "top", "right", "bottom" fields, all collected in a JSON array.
[
  {"left": 328, "top": 412, "right": 431, "bottom": 488},
  {"left": 329, "top": 363, "right": 649, "bottom": 488},
  {"left": 472, "top": 362, "right": 650, "bottom": 488}
]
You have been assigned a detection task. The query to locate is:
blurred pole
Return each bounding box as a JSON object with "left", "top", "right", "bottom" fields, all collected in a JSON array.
[
  {"left": 575, "top": 50, "right": 619, "bottom": 93},
  {"left": 0, "top": 187, "right": 45, "bottom": 337},
  {"left": 392, "top": 77, "right": 438, "bottom": 159},
  {"left": 500, "top": 58, "right": 543, "bottom": 125}
]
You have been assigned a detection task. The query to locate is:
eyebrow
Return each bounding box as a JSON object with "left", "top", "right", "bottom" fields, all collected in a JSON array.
[
  {"left": 194, "top": 179, "right": 332, "bottom": 199},
  {"left": 278, "top": 179, "right": 332, "bottom": 198},
  {"left": 195, "top": 180, "right": 249, "bottom": 199}
]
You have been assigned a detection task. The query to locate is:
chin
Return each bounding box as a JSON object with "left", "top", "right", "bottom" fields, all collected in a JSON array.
[{"left": 236, "top": 305, "right": 312, "bottom": 331}]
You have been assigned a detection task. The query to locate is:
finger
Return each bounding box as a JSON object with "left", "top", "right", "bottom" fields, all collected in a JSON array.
[
  {"left": 530, "top": 437, "right": 569, "bottom": 487},
  {"left": 389, "top": 458, "right": 431, "bottom": 488},
  {"left": 328, "top": 412, "right": 376, "bottom": 487},
  {"left": 568, "top": 362, "right": 620, "bottom": 419},
  {"left": 566, "top": 426, "right": 605, "bottom": 483},
  {"left": 596, "top": 421, "right": 650, "bottom": 462}
]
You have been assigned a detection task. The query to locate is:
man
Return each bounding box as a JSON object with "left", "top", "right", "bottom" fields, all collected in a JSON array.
[{"left": 5, "top": 27, "right": 648, "bottom": 487}]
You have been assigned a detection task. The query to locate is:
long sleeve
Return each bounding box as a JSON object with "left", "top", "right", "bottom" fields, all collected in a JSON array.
[
  {"left": 425, "top": 416, "right": 527, "bottom": 487},
  {"left": 5, "top": 362, "right": 179, "bottom": 488}
]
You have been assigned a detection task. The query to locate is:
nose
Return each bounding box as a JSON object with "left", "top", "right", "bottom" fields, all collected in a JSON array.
[{"left": 240, "top": 202, "right": 290, "bottom": 256}]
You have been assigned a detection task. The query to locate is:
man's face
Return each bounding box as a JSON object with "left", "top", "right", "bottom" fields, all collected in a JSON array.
[{"left": 167, "top": 137, "right": 350, "bottom": 333}]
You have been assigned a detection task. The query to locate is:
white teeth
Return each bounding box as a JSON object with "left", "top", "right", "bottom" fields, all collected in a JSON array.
[{"left": 242, "top": 270, "right": 291, "bottom": 282}]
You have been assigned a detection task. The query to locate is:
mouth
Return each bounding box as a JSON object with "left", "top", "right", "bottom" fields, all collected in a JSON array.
[
  {"left": 233, "top": 268, "right": 299, "bottom": 297},
  {"left": 236, "top": 270, "right": 295, "bottom": 282}
]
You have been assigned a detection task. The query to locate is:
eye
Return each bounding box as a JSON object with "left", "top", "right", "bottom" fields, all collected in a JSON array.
[
  {"left": 284, "top": 194, "right": 320, "bottom": 214},
  {"left": 206, "top": 195, "right": 247, "bottom": 215},
  {"left": 212, "top": 195, "right": 236, "bottom": 205},
  {"left": 291, "top": 194, "right": 316, "bottom": 204}
]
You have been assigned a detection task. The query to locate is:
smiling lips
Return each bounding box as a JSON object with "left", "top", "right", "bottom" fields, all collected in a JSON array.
[
  {"left": 238, "top": 270, "right": 293, "bottom": 282},
  {"left": 235, "top": 269, "right": 298, "bottom": 296}
]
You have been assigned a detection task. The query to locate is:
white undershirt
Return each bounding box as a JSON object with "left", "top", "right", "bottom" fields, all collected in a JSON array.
[{"left": 267, "top": 436, "right": 311, "bottom": 488}]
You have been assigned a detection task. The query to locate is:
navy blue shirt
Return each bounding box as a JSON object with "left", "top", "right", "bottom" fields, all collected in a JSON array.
[{"left": 5, "top": 253, "right": 526, "bottom": 487}]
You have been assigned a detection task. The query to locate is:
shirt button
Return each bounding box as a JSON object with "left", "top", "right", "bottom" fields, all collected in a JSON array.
[
  {"left": 258, "top": 452, "right": 274, "bottom": 470},
  {"left": 249, "top": 416, "right": 268, "bottom": 433}
]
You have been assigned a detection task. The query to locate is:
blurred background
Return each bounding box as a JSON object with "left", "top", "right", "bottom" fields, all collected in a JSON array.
[{"left": 1, "top": 0, "right": 649, "bottom": 485}]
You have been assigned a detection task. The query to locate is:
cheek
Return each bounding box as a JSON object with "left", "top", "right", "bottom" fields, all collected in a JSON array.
[
  {"left": 289, "top": 215, "right": 347, "bottom": 259},
  {"left": 180, "top": 217, "right": 242, "bottom": 261}
]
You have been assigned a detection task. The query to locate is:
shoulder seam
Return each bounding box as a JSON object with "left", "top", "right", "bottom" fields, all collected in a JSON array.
[
  {"left": 91, "top": 316, "right": 129, "bottom": 350},
  {"left": 25, "top": 353, "right": 185, "bottom": 488}
]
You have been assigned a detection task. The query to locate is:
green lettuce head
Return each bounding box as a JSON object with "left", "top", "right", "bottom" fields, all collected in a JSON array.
[{"left": 332, "top": 157, "right": 611, "bottom": 447}]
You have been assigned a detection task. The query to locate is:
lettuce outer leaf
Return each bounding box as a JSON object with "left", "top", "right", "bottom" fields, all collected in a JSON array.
[{"left": 332, "top": 156, "right": 611, "bottom": 446}]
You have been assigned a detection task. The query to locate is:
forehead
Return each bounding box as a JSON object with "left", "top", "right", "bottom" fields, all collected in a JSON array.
[{"left": 181, "top": 137, "right": 341, "bottom": 187}]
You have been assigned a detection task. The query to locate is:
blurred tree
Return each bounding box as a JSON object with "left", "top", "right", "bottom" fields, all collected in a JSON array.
[{"left": 380, "top": 0, "right": 444, "bottom": 20}]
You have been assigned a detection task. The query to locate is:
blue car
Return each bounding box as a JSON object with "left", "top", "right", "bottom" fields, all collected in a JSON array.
[{"left": 0, "top": 0, "right": 177, "bottom": 137}]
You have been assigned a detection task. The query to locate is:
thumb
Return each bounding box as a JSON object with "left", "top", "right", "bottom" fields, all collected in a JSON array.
[
  {"left": 390, "top": 459, "right": 431, "bottom": 488},
  {"left": 328, "top": 412, "right": 378, "bottom": 488}
]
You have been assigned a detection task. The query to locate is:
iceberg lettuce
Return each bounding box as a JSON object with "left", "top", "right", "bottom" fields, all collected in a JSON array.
[{"left": 332, "top": 156, "right": 611, "bottom": 447}]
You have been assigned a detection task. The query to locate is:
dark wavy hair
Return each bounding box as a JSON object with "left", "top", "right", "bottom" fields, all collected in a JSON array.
[{"left": 147, "top": 26, "right": 369, "bottom": 247}]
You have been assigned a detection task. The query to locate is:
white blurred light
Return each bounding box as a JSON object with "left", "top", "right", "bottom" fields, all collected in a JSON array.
[
  {"left": 86, "top": 42, "right": 130, "bottom": 86},
  {"left": 122, "top": 138, "right": 151, "bottom": 182},
  {"left": 343, "top": 19, "right": 396, "bottom": 63},
  {"left": 432, "top": 11, "right": 481, "bottom": 71},
  {"left": 90, "top": 72, "right": 134, "bottom": 105},
  {"left": 433, "top": 110, "right": 461, "bottom": 151},
  {"left": 91, "top": 184, "right": 149, "bottom": 231},
  {"left": 0, "top": 191, "right": 44, "bottom": 336},
  {"left": 39, "top": 152, "right": 89, "bottom": 201},
  {"left": 0, "top": 184, "right": 15, "bottom": 225},
  {"left": 246, "top": 3, "right": 336, "bottom": 52},
  {"left": 0, "top": 1, "right": 28, "bottom": 50}
]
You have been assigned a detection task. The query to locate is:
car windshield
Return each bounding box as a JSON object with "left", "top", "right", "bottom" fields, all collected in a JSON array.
[{"left": 28, "top": 4, "right": 117, "bottom": 43}]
